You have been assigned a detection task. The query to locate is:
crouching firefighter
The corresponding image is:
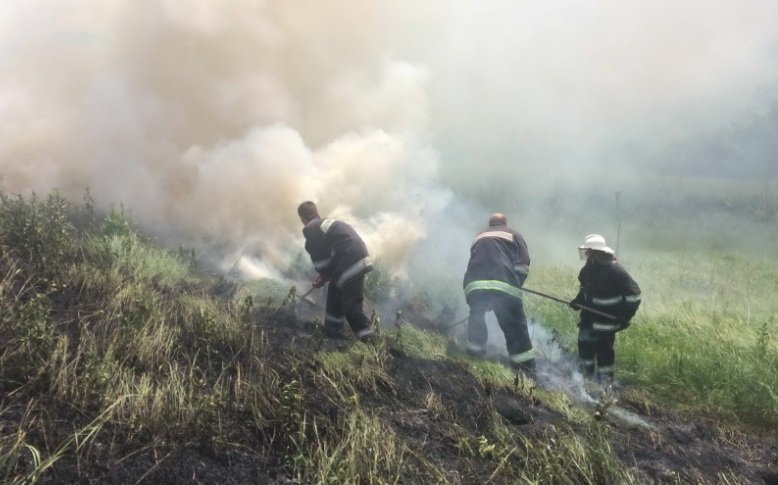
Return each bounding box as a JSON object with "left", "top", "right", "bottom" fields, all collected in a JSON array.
[
  {"left": 463, "top": 213, "right": 535, "bottom": 373},
  {"left": 297, "top": 201, "right": 375, "bottom": 342},
  {"left": 570, "top": 234, "right": 641, "bottom": 384}
]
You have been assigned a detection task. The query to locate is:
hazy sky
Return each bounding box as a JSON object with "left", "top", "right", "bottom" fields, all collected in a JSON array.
[{"left": 1, "top": 0, "right": 776, "bottom": 278}]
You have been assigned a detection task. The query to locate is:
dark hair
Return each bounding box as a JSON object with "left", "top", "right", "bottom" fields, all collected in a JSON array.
[{"left": 297, "top": 201, "right": 319, "bottom": 221}]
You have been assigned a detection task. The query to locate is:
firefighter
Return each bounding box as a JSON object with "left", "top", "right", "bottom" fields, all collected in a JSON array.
[
  {"left": 569, "top": 234, "right": 641, "bottom": 384},
  {"left": 297, "top": 201, "right": 375, "bottom": 342},
  {"left": 463, "top": 213, "right": 535, "bottom": 373}
]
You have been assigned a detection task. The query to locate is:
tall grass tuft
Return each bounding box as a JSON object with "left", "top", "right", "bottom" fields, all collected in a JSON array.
[{"left": 294, "top": 409, "right": 449, "bottom": 484}]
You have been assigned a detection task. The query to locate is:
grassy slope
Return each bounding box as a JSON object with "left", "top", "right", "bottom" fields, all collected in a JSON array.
[{"left": 0, "top": 191, "right": 775, "bottom": 484}]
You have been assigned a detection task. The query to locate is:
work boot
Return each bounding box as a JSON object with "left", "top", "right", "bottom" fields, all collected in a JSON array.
[
  {"left": 359, "top": 333, "right": 379, "bottom": 345},
  {"left": 467, "top": 348, "right": 486, "bottom": 358},
  {"left": 357, "top": 327, "right": 378, "bottom": 345},
  {"left": 324, "top": 325, "right": 348, "bottom": 340},
  {"left": 596, "top": 367, "right": 614, "bottom": 386},
  {"left": 356, "top": 327, "right": 377, "bottom": 344},
  {"left": 510, "top": 358, "right": 536, "bottom": 378},
  {"left": 466, "top": 342, "right": 486, "bottom": 358},
  {"left": 579, "top": 360, "right": 595, "bottom": 380}
]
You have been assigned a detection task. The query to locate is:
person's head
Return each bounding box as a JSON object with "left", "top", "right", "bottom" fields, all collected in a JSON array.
[
  {"left": 589, "top": 250, "right": 614, "bottom": 264},
  {"left": 577, "top": 234, "right": 615, "bottom": 262},
  {"left": 488, "top": 213, "right": 507, "bottom": 227},
  {"left": 297, "top": 201, "right": 319, "bottom": 225}
]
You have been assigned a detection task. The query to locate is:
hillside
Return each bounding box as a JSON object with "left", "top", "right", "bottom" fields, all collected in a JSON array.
[{"left": 0, "top": 192, "right": 777, "bottom": 484}]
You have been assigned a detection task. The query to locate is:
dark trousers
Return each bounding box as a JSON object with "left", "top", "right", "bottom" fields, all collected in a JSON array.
[
  {"left": 577, "top": 324, "right": 616, "bottom": 381},
  {"left": 324, "top": 274, "right": 371, "bottom": 336},
  {"left": 467, "top": 291, "right": 533, "bottom": 361}
]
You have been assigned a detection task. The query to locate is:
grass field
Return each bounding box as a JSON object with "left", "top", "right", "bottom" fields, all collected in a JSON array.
[
  {"left": 0, "top": 184, "right": 776, "bottom": 483},
  {"left": 523, "top": 177, "right": 778, "bottom": 427}
]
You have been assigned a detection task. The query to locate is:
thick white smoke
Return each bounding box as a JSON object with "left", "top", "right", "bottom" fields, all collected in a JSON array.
[
  {"left": 1, "top": 0, "right": 777, "bottom": 281},
  {"left": 0, "top": 1, "right": 451, "bottom": 278}
]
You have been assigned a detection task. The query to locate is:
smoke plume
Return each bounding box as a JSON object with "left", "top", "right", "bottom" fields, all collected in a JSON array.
[{"left": 1, "top": 0, "right": 777, "bottom": 282}]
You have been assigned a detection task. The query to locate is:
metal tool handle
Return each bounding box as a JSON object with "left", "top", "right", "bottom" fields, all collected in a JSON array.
[{"left": 518, "top": 286, "right": 617, "bottom": 321}]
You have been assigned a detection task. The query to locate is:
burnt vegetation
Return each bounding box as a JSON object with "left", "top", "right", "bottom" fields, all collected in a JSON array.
[{"left": 0, "top": 192, "right": 776, "bottom": 484}]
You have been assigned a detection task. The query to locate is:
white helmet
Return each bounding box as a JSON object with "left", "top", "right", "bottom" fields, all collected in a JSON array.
[{"left": 578, "top": 234, "right": 614, "bottom": 260}]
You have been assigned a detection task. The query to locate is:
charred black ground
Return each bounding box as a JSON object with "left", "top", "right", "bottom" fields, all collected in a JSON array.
[
  {"left": 11, "top": 291, "right": 774, "bottom": 484},
  {"left": 0, "top": 258, "right": 778, "bottom": 484}
]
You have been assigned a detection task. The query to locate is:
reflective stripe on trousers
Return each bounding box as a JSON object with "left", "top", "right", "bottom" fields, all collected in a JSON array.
[
  {"left": 336, "top": 257, "right": 372, "bottom": 287},
  {"left": 509, "top": 349, "right": 535, "bottom": 364},
  {"left": 325, "top": 313, "right": 346, "bottom": 325},
  {"left": 467, "top": 342, "right": 485, "bottom": 353},
  {"left": 592, "top": 322, "right": 619, "bottom": 332}
]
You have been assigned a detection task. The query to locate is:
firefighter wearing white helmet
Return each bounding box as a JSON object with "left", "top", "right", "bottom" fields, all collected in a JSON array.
[
  {"left": 570, "top": 234, "right": 641, "bottom": 384},
  {"left": 577, "top": 234, "right": 614, "bottom": 260}
]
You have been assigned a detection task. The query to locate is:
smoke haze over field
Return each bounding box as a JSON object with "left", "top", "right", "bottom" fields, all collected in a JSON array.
[{"left": 1, "top": 1, "right": 777, "bottom": 280}]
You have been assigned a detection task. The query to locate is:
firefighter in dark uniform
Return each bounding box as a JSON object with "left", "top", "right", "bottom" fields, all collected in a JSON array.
[
  {"left": 297, "top": 201, "right": 375, "bottom": 341},
  {"left": 570, "top": 234, "right": 641, "bottom": 384},
  {"left": 463, "top": 213, "right": 535, "bottom": 372}
]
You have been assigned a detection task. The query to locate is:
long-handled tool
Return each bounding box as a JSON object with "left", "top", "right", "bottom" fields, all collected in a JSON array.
[
  {"left": 518, "top": 286, "right": 616, "bottom": 320},
  {"left": 441, "top": 315, "right": 469, "bottom": 330},
  {"left": 440, "top": 286, "right": 616, "bottom": 331},
  {"left": 299, "top": 286, "right": 316, "bottom": 301}
]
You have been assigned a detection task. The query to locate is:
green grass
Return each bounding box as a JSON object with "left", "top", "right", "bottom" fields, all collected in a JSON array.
[
  {"left": 0, "top": 193, "right": 278, "bottom": 479},
  {"left": 1, "top": 187, "right": 776, "bottom": 483},
  {"left": 526, "top": 246, "right": 778, "bottom": 427},
  {"left": 292, "top": 409, "right": 449, "bottom": 484},
  {"left": 390, "top": 322, "right": 450, "bottom": 360},
  {"left": 0, "top": 192, "right": 469, "bottom": 483},
  {"left": 514, "top": 425, "right": 636, "bottom": 485}
]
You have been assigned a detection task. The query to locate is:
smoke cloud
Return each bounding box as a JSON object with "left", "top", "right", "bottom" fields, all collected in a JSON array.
[{"left": 1, "top": 0, "right": 777, "bottom": 283}]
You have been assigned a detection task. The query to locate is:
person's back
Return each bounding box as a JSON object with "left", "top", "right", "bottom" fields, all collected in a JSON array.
[
  {"left": 298, "top": 201, "right": 374, "bottom": 342},
  {"left": 464, "top": 212, "right": 530, "bottom": 299},
  {"left": 575, "top": 256, "right": 640, "bottom": 332},
  {"left": 570, "top": 234, "right": 641, "bottom": 383},
  {"left": 462, "top": 213, "right": 534, "bottom": 373},
  {"left": 464, "top": 223, "right": 529, "bottom": 294},
  {"left": 302, "top": 217, "right": 371, "bottom": 288}
]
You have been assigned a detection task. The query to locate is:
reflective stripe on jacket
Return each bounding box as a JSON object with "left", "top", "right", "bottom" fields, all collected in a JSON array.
[
  {"left": 463, "top": 225, "right": 530, "bottom": 300},
  {"left": 303, "top": 217, "right": 372, "bottom": 287},
  {"left": 571, "top": 259, "right": 641, "bottom": 329}
]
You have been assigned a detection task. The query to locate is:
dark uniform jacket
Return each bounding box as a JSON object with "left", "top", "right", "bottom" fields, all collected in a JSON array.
[
  {"left": 302, "top": 217, "right": 372, "bottom": 287},
  {"left": 571, "top": 259, "right": 641, "bottom": 332},
  {"left": 463, "top": 224, "right": 530, "bottom": 300}
]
